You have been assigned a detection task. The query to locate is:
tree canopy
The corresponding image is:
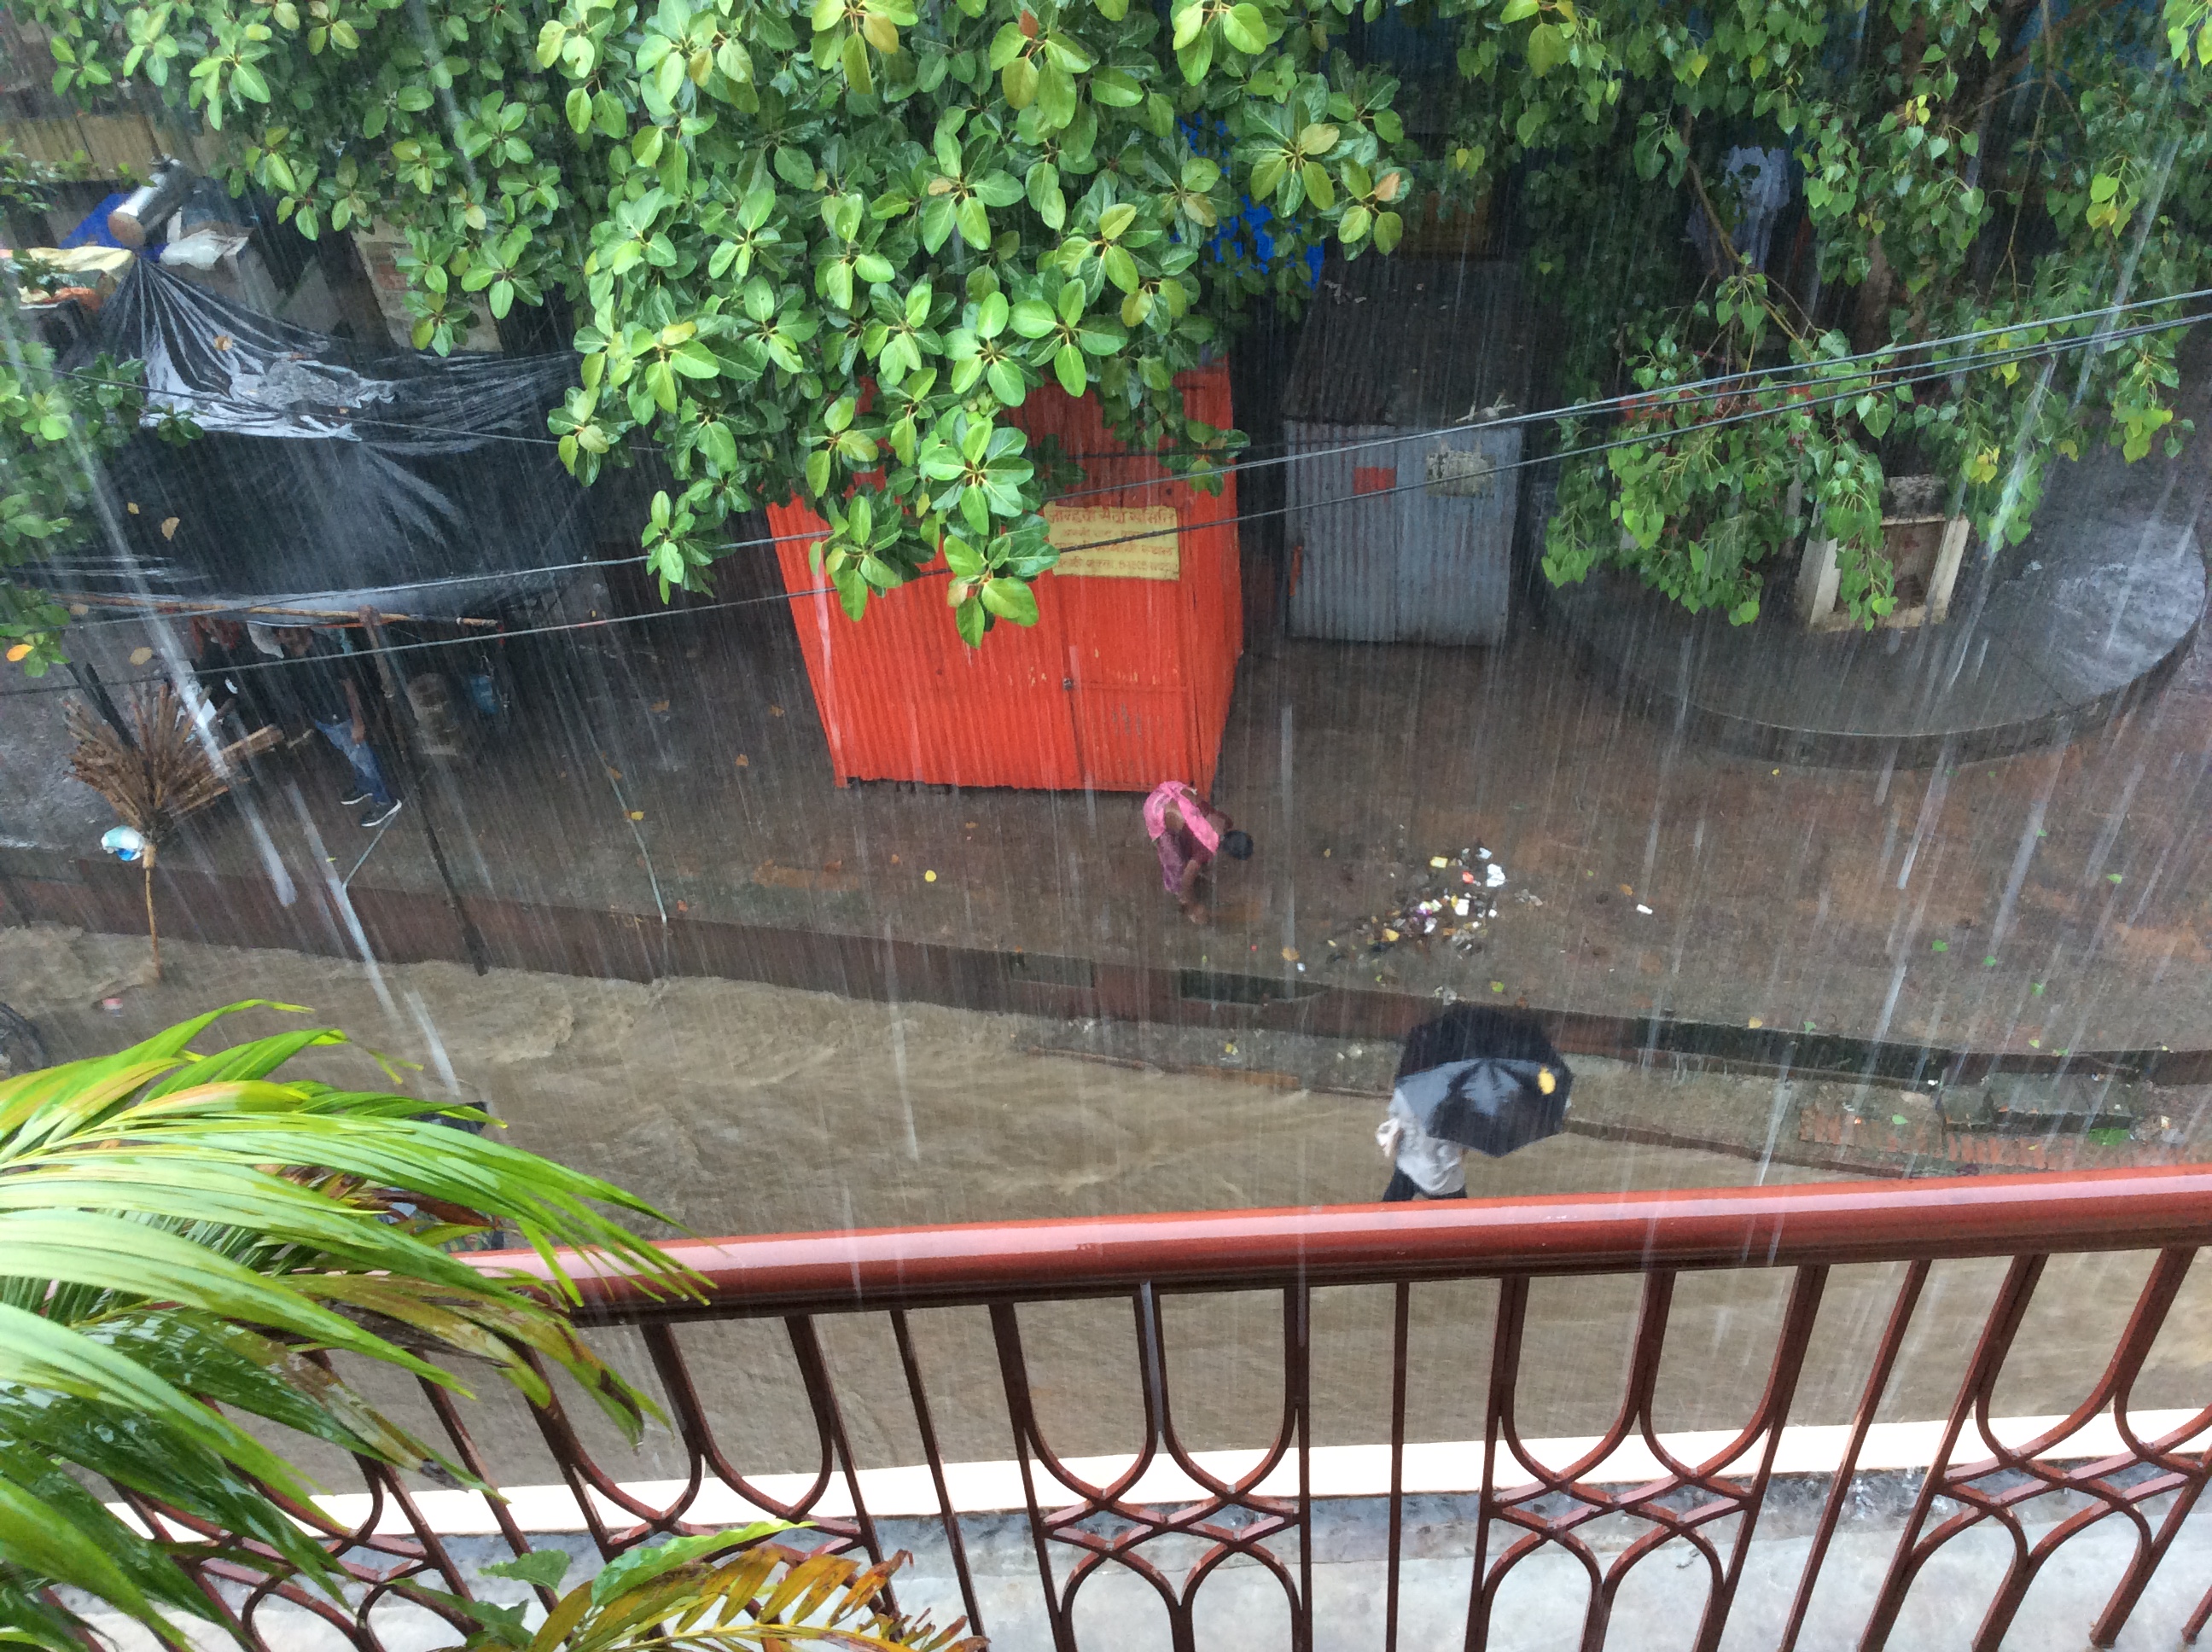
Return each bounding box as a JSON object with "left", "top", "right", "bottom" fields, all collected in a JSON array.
[
  {"left": 8, "top": 0, "right": 2209, "bottom": 658},
  {"left": 1435, "top": 0, "right": 2212, "bottom": 623},
  {"left": 25, "top": 0, "right": 1410, "bottom": 645}
]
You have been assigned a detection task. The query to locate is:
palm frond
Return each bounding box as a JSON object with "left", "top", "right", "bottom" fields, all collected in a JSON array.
[
  {"left": 432, "top": 1532, "right": 985, "bottom": 1652},
  {"left": 0, "top": 1003, "right": 703, "bottom": 1650}
]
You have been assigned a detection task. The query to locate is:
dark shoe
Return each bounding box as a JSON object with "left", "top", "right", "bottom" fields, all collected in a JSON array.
[
  {"left": 338, "top": 788, "right": 373, "bottom": 806},
  {"left": 359, "top": 800, "right": 403, "bottom": 829}
]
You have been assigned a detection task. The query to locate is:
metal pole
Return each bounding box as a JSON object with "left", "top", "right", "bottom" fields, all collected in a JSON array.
[
  {"left": 355, "top": 608, "right": 490, "bottom": 974},
  {"left": 67, "top": 657, "right": 134, "bottom": 747}
]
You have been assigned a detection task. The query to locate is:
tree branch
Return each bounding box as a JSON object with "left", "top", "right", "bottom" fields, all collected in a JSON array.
[{"left": 1985, "top": 0, "right": 2128, "bottom": 93}]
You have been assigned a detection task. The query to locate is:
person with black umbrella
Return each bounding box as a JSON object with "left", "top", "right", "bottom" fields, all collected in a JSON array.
[{"left": 1375, "top": 1005, "right": 1573, "bottom": 1201}]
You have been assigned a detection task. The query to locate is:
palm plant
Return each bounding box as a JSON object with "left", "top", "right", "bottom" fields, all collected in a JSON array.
[
  {"left": 437, "top": 1530, "right": 982, "bottom": 1651},
  {"left": 0, "top": 1001, "right": 698, "bottom": 1651}
]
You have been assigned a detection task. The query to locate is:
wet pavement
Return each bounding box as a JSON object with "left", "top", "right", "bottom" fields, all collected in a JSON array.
[
  {"left": 4, "top": 347, "right": 2210, "bottom": 1082},
  {"left": 9, "top": 550, "right": 2212, "bottom": 1073}
]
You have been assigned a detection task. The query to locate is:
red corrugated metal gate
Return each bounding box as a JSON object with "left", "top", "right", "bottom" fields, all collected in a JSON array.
[{"left": 767, "top": 364, "right": 1240, "bottom": 792}]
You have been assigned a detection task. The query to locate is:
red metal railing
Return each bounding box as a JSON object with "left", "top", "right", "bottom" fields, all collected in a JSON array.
[{"left": 141, "top": 1167, "right": 2212, "bottom": 1651}]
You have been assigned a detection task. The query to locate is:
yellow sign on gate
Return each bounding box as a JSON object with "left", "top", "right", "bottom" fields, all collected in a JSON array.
[{"left": 1042, "top": 504, "right": 1180, "bottom": 580}]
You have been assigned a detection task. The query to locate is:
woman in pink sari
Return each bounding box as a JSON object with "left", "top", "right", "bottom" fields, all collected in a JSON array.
[{"left": 1144, "top": 781, "right": 1252, "bottom": 923}]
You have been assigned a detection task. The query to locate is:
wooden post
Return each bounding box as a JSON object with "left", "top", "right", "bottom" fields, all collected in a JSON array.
[{"left": 355, "top": 608, "right": 490, "bottom": 975}]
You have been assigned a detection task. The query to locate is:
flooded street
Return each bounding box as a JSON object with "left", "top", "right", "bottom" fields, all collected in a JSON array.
[{"left": 11, "top": 922, "right": 2206, "bottom": 1487}]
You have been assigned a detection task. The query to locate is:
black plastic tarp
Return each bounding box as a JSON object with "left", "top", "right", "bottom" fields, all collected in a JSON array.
[{"left": 38, "top": 261, "right": 590, "bottom": 620}]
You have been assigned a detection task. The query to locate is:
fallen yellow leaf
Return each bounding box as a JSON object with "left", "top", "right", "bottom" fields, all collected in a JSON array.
[
  {"left": 924, "top": 870, "right": 938, "bottom": 882},
  {"left": 125, "top": 502, "right": 139, "bottom": 515},
  {"left": 160, "top": 516, "right": 179, "bottom": 539},
  {"left": 627, "top": 810, "right": 644, "bottom": 821},
  {"left": 129, "top": 647, "right": 154, "bottom": 665},
  {"left": 5, "top": 643, "right": 31, "bottom": 662}
]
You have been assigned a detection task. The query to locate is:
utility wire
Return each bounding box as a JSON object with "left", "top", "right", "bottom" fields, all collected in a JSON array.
[
  {"left": 2, "top": 577, "right": 865, "bottom": 695},
  {"left": 50, "top": 280, "right": 2212, "bottom": 479},
  {"left": 20, "top": 300, "right": 2205, "bottom": 636}
]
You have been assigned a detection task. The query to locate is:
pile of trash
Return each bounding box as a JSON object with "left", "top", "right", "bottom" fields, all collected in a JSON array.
[{"left": 1324, "top": 846, "right": 1518, "bottom": 965}]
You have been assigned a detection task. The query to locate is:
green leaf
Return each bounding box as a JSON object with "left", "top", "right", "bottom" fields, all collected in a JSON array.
[
  {"left": 1527, "top": 20, "right": 1566, "bottom": 73},
  {"left": 1077, "top": 316, "right": 1126, "bottom": 353},
  {"left": 1054, "top": 342, "right": 1087, "bottom": 395},
  {"left": 1036, "top": 61, "right": 1078, "bottom": 125},
  {"left": 841, "top": 30, "right": 874, "bottom": 93},
  {"left": 1101, "top": 245, "right": 1139, "bottom": 294},
  {"left": 1091, "top": 67, "right": 1142, "bottom": 105},
  {"left": 1220, "top": 2, "right": 1266, "bottom": 52},
  {"left": 774, "top": 145, "right": 817, "bottom": 189},
  {"left": 0, "top": 1471, "right": 173, "bottom": 1641},
  {"left": 920, "top": 193, "right": 957, "bottom": 253},
  {"left": 987, "top": 358, "right": 1027, "bottom": 405},
  {"left": 954, "top": 592, "right": 988, "bottom": 644},
  {"left": 955, "top": 196, "right": 990, "bottom": 248},
  {"left": 1010, "top": 299, "right": 1057, "bottom": 338},
  {"left": 980, "top": 575, "right": 1039, "bottom": 625},
  {"left": 670, "top": 340, "right": 721, "bottom": 379},
  {"left": 481, "top": 1550, "right": 573, "bottom": 1590}
]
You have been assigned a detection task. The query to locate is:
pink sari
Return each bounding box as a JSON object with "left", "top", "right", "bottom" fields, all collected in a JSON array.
[{"left": 1144, "top": 782, "right": 1220, "bottom": 893}]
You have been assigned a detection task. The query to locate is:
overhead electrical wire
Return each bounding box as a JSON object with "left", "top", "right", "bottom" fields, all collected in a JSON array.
[
  {"left": 46, "top": 280, "right": 2212, "bottom": 476},
  {"left": 0, "top": 577, "right": 867, "bottom": 695},
  {"left": 14, "top": 296, "right": 2204, "bottom": 643}
]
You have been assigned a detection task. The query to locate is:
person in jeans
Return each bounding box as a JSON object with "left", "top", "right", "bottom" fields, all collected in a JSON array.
[{"left": 274, "top": 627, "right": 401, "bottom": 828}]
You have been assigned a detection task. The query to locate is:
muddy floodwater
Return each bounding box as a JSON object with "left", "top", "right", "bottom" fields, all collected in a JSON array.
[{"left": 9, "top": 922, "right": 2207, "bottom": 1495}]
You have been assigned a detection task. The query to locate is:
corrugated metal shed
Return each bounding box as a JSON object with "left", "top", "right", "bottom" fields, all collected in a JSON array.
[
  {"left": 1283, "top": 257, "right": 1533, "bottom": 644},
  {"left": 769, "top": 364, "right": 1241, "bottom": 793}
]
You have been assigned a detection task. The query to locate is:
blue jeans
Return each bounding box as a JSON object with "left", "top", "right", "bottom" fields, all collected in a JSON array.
[{"left": 313, "top": 718, "right": 394, "bottom": 807}]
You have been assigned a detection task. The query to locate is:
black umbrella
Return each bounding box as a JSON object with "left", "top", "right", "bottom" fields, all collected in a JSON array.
[{"left": 1393, "top": 1006, "right": 1573, "bottom": 1157}]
